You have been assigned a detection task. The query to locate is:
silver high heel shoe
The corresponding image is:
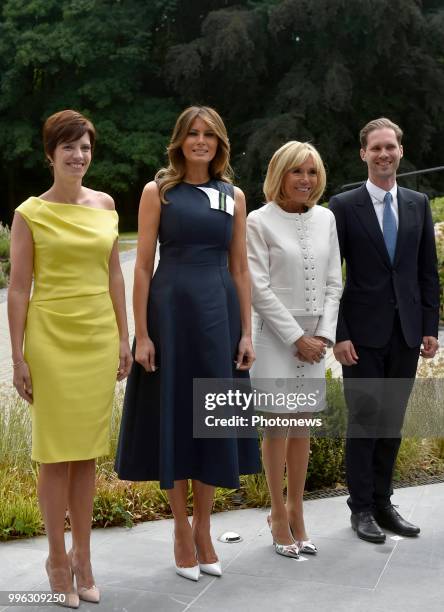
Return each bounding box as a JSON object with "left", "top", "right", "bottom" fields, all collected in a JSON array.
[
  {"left": 288, "top": 524, "right": 318, "bottom": 554},
  {"left": 296, "top": 540, "right": 318, "bottom": 554},
  {"left": 267, "top": 513, "right": 300, "bottom": 559}
]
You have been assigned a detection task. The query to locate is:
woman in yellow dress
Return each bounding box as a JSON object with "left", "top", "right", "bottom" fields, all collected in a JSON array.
[{"left": 8, "top": 110, "right": 132, "bottom": 608}]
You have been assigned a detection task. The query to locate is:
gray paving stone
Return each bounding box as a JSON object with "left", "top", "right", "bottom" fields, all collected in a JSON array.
[
  {"left": 185, "top": 572, "right": 375, "bottom": 612},
  {"left": 366, "top": 562, "right": 444, "bottom": 612},
  {"left": 0, "top": 484, "right": 443, "bottom": 612}
]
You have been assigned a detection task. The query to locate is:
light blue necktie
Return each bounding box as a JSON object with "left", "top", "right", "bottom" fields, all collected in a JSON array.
[{"left": 383, "top": 192, "right": 397, "bottom": 263}]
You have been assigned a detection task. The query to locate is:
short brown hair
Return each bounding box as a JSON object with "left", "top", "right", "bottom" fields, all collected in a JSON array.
[
  {"left": 43, "top": 110, "right": 96, "bottom": 160},
  {"left": 360, "top": 117, "right": 403, "bottom": 148}
]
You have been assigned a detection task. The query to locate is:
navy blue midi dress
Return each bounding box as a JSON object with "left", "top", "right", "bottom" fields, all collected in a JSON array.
[{"left": 115, "top": 180, "right": 261, "bottom": 489}]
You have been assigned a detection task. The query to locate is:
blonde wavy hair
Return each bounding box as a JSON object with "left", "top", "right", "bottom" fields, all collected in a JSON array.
[
  {"left": 263, "top": 141, "right": 326, "bottom": 208},
  {"left": 155, "top": 106, "right": 233, "bottom": 203}
]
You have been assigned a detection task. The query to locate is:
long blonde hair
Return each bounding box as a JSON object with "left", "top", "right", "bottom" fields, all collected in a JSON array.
[
  {"left": 263, "top": 141, "right": 326, "bottom": 208},
  {"left": 155, "top": 106, "right": 233, "bottom": 203}
]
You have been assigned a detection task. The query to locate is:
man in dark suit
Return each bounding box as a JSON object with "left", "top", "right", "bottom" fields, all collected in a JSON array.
[{"left": 329, "top": 117, "right": 440, "bottom": 543}]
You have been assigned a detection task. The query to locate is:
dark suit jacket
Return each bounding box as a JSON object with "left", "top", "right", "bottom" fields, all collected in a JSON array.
[{"left": 329, "top": 184, "right": 440, "bottom": 348}]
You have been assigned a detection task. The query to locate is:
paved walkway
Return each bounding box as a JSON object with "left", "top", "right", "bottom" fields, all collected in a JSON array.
[{"left": 0, "top": 483, "right": 443, "bottom": 611}]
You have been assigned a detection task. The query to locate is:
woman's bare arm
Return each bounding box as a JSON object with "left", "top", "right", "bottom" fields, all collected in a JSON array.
[
  {"left": 228, "top": 187, "right": 255, "bottom": 370},
  {"left": 132, "top": 181, "right": 161, "bottom": 372},
  {"left": 8, "top": 213, "right": 34, "bottom": 402}
]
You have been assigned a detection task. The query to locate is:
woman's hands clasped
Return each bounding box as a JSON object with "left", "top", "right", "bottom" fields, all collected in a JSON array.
[
  {"left": 236, "top": 335, "right": 256, "bottom": 370},
  {"left": 13, "top": 360, "right": 33, "bottom": 403},
  {"left": 135, "top": 336, "right": 157, "bottom": 373},
  {"left": 117, "top": 338, "right": 133, "bottom": 381},
  {"left": 294, "top": 335, "right": 327, "bottom": 364}
]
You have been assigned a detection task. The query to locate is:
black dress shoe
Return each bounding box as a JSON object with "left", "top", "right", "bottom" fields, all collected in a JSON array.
[
  {"left": 374, "top": 505, "right": 420, "bottom": 537},
  {"left": 350, "top": 511, "right": 386, "bottom": 543}
]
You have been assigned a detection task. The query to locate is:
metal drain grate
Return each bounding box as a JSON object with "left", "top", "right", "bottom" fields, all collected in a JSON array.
[{"left": 303, "top": 474, "right": 444, "bottom": 500}]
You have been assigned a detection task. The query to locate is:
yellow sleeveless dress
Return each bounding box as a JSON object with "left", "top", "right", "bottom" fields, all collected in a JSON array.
[{"left": 16, "top": 197, "right": 119, "bottom": 463}]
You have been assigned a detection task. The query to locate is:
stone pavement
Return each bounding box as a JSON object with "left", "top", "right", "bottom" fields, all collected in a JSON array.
[{"left": 0, "top": 483, "right": 443, "bottom": 612}]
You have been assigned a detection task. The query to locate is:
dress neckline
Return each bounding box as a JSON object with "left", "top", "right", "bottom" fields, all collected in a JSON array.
[
  {"left": 183, "top": 179, "right": 213, "bottom": 187},
  {"left": 270, "top": 201, "right": 314, "bottom": 219},
  {"left": 34, "top": 196, "right": 117, "bottom": 213}
]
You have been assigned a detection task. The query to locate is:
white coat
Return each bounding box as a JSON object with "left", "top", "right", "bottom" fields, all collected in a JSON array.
[{"left": 246, "top": 201, "right": 342, "bottom": 388}]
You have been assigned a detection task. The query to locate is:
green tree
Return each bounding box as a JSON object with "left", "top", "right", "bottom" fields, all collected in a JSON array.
[
  {"left": 1, "top": 0, "right": 443, "bottom": 223},
  {"left": 0, "top": 0, "right": 179, "bottom": 223}
]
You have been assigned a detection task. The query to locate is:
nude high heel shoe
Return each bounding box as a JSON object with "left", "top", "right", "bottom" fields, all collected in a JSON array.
[
  {"left": 45, "top": 558, "right": 79, "bottom": 609},
  {"left": 67, "top": 550, "right": 100, "bottom": 603}
]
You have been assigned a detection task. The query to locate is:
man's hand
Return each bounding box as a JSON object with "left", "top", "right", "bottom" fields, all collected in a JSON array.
[
  {"left": 333, "top": 340, "right": 359, "bottom": 366},
  {"left": 420, "top": 336, "right": 439, "bottom": 359}
]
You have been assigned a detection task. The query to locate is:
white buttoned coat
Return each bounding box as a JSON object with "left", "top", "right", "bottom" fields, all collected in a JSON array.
[{"left": 247, "top": 201, "right": 342, "bottom": 351}]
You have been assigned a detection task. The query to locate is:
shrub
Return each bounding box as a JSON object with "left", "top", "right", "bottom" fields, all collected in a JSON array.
[
  {"left": 0, "top": 222, "right": 10, "bottom": 258},
  {"left": 0, "top": 222, "right": 11, "bottom": 289},
  {"left": 435, "top": 221, "right": 444, "bottom": 322},
  {"left": 430, "top": 197, "right": 444, "bottom": 224}
]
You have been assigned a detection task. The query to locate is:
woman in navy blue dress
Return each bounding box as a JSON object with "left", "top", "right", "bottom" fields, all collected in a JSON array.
[{"left": 115, "top": 106, "right": 260, "bottom": 581}]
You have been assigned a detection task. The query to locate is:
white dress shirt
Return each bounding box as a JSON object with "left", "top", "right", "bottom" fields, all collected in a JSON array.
[{"left": 366, "top": 179, "right": 398, "bottom": 230}]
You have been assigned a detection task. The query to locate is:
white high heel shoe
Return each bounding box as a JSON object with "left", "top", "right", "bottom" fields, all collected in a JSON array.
[
  {"left": 175, "top": 564, "right": 200, "bottom": 581},
  {"left": 199, "top": 561, "right": 222, "bottom": 577},
  {"left": 192, "top": 528, "right": 222, "bottom": 576},
  {"left": 173, "top": 533, "right": 200, "bottom": 581}
]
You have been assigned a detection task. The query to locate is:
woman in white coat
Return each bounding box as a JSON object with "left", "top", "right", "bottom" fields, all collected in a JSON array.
[{"left": 247, "top": 141, "right": 342, "bottom": 557}]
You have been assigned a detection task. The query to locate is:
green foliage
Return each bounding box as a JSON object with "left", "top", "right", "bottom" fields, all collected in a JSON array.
[
  {"left": 434, "top": 221, "right": 444, "bottom": 322},
  {"left": 0, "top": 222, "right": 10, "bottom": 288},
  {"left": 431, "top": 197, "right": 444, "bottom": 224},
  {"left": 240, "top": 471, "right": 270, "bottom": 507},
  {"left": 0, "top": 467, "right": 43, "bottom": 540},
  {"left": 1, "top": 0, "right": 443, "bottom": 224},
  {"left": 0, "top": 0, "right": 181, "bottom": 221},
  {"left": 306, "top": 438, "right": 345, "bottom": 490}
]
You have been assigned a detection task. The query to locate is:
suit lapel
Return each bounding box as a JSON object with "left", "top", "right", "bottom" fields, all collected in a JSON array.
[{"left": 352, "top": 185, "right": 392, "bottom": 268}]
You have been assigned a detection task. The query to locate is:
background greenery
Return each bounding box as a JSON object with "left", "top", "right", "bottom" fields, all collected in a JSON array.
[{"left": 1, "top": 0, "right": 444, "bottom": 228}]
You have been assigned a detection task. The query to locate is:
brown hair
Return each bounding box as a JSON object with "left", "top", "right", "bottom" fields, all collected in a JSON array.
[
  {"left": 43, "top": 109, "right": 96, "bottom": 160},
  {"left": 359, "top": 117, "right": 403, "bottom": 148},
  {"left": 155, "top": 106, "right": 233, "bottom": 203}
]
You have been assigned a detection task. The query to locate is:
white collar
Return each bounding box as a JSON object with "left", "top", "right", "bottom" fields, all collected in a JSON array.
[{"left": 366, "top": 179, "right": 397, "bottom": 202}]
